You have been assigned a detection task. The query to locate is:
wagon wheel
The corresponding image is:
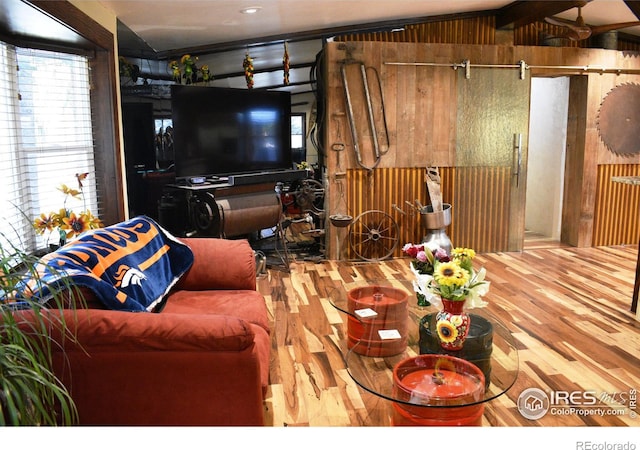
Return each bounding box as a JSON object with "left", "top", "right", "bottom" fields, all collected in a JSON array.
[{"left": 348, "top": 209, "right": 399, "bottom": 261}]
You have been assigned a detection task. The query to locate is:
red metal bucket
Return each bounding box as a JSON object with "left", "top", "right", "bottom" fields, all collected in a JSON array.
[
  {"left": 347, "top": 285, "right": 408, "bottom": 357},
  {"left": 391, "top": 354, "right": 486, "bottom": 426}
]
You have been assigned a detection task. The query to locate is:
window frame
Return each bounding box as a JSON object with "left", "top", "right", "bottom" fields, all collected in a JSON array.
[
  {"left": 0, "top": 1, "right": 125, "bottom": 228},
  {"left": 291, "top": 112, "right": 307, "bottom": 163}
]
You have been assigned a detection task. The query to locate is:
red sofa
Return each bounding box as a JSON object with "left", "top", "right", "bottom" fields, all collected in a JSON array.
[{"left": 41, "top": 237, "right": 270, "bottom": 426}]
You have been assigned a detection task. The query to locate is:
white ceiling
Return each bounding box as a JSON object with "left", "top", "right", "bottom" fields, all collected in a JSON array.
[
  {"left": 97, "top": 0, "right": 640, "bottom": 53},
  {"left": 101, "top": 0, "right": 640, "bottom": 93}
]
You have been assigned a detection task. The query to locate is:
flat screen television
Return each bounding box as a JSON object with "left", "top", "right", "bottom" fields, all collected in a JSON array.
[{"left": 171, "top": 85, "right": 292, "bottom": 181}]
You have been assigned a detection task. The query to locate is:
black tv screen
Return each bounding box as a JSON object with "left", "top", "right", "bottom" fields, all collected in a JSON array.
[{"left": 171, "top": 85, "right": 292, "bottom": 180}]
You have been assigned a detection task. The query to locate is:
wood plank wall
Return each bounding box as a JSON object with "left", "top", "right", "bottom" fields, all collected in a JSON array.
[
  {"left": 326, "top": 17, "right": 640, "bottom": 260},
  {"left": 336, "top": 17, "right": 497, "bottom": 44},
  {"left": 337, "top": 16, "right": 640, "bottom": 51}
]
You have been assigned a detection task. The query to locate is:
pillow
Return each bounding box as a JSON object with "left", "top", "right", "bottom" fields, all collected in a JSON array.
[{"left": 19, "top": 216, "right": 194, "bottom": 312}]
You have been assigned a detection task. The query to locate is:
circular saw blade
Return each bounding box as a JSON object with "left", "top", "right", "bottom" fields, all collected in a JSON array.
[{"left": 597, "top": 83, "right": 640, "bottom": 156}]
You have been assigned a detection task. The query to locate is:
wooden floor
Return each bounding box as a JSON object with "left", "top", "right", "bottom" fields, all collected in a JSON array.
[{"left": 256, "top": 243, "right": 639, "bottom": 427}]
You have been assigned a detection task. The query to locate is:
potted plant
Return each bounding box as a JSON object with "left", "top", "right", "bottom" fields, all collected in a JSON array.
[{"left": 0, "top": 238, "right": 81, "bottom": 425}]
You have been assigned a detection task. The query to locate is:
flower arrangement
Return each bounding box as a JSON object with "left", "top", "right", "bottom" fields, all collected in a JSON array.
[
  {"left": 168, "top": 54, "right": 211, "bottom": 85},
  {"left": 243, "top": 52, "right": 254, "bottom": 89},
  {"left": 118, "top": 56, "right": 140, "bottom": 84},
  {"left": 402, "top": 243, "right": 489, "bottom": 309},
  {"left": 283, "top": 42, "right": 290, "bottom": 85},
  {"left": 33, "top": 173, "right": 103, "bottom": 247}
]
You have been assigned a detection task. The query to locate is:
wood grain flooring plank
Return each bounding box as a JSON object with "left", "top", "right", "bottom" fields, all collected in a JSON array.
[{"left": 260, "top": 245, "right": 639, "bottom": 426}]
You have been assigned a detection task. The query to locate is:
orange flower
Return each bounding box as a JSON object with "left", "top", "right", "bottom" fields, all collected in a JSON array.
[
  {"left": 57, "top": 184, "right": 81, "bottom": 199},
  {"left": 61, "top": 212, "right": 89, "bottom": 238},
  {"left": 83, "top": 210, "right": 104, "bottom": 229},
  {"left": 33, "top": 213, "right": 57, "bottom": 234}
]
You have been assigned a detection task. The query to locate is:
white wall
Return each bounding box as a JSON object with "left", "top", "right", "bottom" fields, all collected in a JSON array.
[
  {"left": 525, "top": 77, "right": 569, "bottom": 240},
  {"left": 292, "top": 92, "right": 319, "bottom": 165}
]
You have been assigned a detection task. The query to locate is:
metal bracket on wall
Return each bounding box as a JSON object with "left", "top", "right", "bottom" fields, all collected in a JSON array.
[
  {"left": 340, "top": 58, "right": 390, "bottom": 172},
  {"left": 385, "top": 59, "right": 640, "bottom": 78}
]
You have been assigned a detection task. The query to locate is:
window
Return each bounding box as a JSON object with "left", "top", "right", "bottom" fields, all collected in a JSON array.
[
  {"left": 291, "top": 113, "right": 306, "bottom": 163},
  {"left": 0, "top": 43, "right": 98, "bottom": 253},
  {"left": 154, "top": 118, "right": 174, "bottom": 167}
]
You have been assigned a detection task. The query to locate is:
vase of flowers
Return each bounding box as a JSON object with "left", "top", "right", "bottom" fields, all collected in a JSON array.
[
  {"left": 436, "top": 298, "right": 471, "bottom": 351},
  {"left": 402, "top": 243, "right": 489, "bottom": 350}
]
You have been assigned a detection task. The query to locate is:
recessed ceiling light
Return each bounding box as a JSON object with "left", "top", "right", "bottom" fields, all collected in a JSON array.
[{"left": 240, "top": 6, "right": 261, "bottom": 14}]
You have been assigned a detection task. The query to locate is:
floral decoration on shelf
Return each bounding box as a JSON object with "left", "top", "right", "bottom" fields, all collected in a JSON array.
[
  {"left": 296, "top": 161, "right": 310, "bottom": 170},
  {"left": 168, "top": 54, "right": 212, "bottom": 85},
  {"left": 283, "top": 42, "right": 290, "bottom": 85},
  {"left": 402, "top": 243, "right": 489, "bottom": 309},
  {"left": 243, "top": 52, "right": 254, "bottom": 89},
  {"left": 200, "top": 64, "right": 212, "bottom": 83},
  {"left": 33, "top": 173, "right": 103, "bottom": 248},
  {"left": 118, "top": 56, "right": 140, "bottom": 84},
  {"left": 180, "top": 54, "right": 198, "bottom": 83}
]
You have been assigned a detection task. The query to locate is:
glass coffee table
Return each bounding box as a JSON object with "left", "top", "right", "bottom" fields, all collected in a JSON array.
[{"left": 329, "top": 279, "right": 519, "bottom": 426}]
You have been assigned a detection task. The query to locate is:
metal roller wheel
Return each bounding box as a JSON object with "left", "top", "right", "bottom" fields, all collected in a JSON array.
[
  {"left": 348, "top": 209, "right": 399, "bottom": 261},
  {"left": 190, "top": 191, "right": 220, "bottom": 237}
]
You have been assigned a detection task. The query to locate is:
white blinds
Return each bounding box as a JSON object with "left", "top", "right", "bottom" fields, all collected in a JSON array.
[{"left": 0, "top": 43, "right": 98, "bottom": 253}]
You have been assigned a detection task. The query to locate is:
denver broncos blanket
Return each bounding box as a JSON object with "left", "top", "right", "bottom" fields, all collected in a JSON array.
[{"left": 22, "top": 216, "right": 194, "bottom": 312}]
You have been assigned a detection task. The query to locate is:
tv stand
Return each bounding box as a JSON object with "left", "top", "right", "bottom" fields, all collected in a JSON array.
[
  {"left": 227, "top": 169, "right": 307, "bottom": 186},
  {"left": 174, "top": 169, "right": 306, "bottom": 189},
  {"left": 159, "top": 169, "right": 308, "bottom": 240}
]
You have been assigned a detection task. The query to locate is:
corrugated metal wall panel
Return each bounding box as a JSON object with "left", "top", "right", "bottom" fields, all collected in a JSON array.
[
  {"left": 343, "top": 166, "right": 511, "bottom": 259},
  {"left": 345, "top": 168, "right": 426, "bottom": 259},
  {"left": 593, "top": 164, "right": 640, "bottom": 246},
  {"left": 449, "top": 166, "right": 511, "bottom": 253}
]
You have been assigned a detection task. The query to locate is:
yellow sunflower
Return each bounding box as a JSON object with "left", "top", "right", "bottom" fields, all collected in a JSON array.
[
  {"left": 434, "top": 261, "right": 469, "bottom": 288},
  {"left": 451, "top": 247, "right": 476, "bottom": 260},
  {"left": 436, "top": 319, "right": 458, "bottom": 343}
]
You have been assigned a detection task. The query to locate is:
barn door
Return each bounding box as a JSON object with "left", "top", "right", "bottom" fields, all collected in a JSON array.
[{"left": 455, "top": 67, "right": 531, "bottom": 252}]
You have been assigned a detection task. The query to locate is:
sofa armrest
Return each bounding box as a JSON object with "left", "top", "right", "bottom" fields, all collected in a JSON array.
[
  {"left": 176, "top": 238, "right": 256, "bottom": 291},
  {"left": 18, "top": 309, "right": 255, "bottom": 353}
]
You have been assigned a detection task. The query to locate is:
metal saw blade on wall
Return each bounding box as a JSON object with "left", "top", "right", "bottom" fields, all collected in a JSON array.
[{"left": 597, "top": 82, "right": 640, "bottom": 156}]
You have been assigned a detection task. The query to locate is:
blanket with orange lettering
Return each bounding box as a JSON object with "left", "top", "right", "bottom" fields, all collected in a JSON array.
[{"left": 21, "top": 216, "right": 194, "bottom": 312}]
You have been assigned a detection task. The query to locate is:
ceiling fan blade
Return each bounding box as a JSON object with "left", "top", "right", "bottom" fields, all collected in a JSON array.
[
  {"left": 590, "top": 21, "right": 640, "bottom": 35},
  {"left": 544, "top": 16, "right": 577, "bottom": 27},
  {"left": 544, "top": 16, "right": 592, "bottom": 40},
  {"left": 624, "top": 0, "right": 640, "bottom": 20},
  {"left": 566, "top": 27, "right": 592, "bottom": 40}
]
